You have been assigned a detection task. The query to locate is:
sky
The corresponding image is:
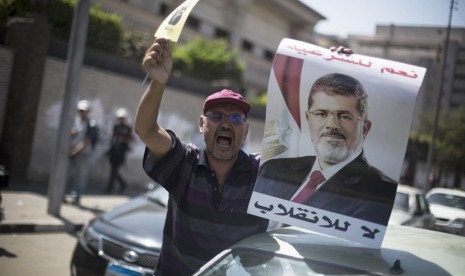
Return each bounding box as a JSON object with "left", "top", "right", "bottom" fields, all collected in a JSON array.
[{"left": 301, "top": 0, "right": 465, "bottom": 38}]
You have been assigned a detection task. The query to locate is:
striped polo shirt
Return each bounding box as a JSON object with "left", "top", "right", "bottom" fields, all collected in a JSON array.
[{"left": 143, "top": 130, "right": 269, "bottom": 275}]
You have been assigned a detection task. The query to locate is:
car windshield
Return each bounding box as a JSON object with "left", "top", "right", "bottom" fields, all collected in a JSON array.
[
  {"left": 198, "top": 248, "right": 376, "bottom": 276},
  {"left": 393, "top": 192, "right": 409, "bottom": 212},
  {"left": 428, "top": 193, "right": 465, "bottom": 210}
]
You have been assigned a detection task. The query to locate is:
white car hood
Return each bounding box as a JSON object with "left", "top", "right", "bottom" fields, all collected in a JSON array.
[
  {"left": 429, "top": 203, "right": 465, "bottom": 219},
  {"left": 388, "top": 209, "right": 410, "bottom": 225}
]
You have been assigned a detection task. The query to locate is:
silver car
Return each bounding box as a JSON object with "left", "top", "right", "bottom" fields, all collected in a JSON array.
[
  {"left": 388, "top": 184, "right": 435, "bottom": 229},
  {"left": 195, "top": 225, "right": 465, "bottom": 275},
  {"left": 426, "top": 187, "right": 465, "bottom": 236}
]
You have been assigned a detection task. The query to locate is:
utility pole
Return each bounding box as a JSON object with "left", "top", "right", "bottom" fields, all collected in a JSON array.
[
  {"left": 424, "top": 0, "right": 455, "bottom": 192},
  {"left": 47, "top": 0, "right": 90, "bottom": 215}
]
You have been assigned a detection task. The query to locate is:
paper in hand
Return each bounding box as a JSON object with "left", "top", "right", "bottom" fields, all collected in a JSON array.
[
  {"left": 154, "top": 0, "right": 200, "bottom": 42},
  {"left": 142, "top": 0, "right": 199, "bottom": 86}
]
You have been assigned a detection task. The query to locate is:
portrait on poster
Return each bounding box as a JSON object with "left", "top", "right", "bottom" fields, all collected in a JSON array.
[{"left": 248, "top": 38, "right": 426, "bottom": 247}]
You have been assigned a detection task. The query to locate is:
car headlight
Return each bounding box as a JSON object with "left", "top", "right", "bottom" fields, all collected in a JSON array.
[{"left": 81, "top": 224, "right": 99, "bottom": 250}]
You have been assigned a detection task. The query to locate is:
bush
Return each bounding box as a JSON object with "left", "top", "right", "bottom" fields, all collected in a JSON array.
[
  {"left": 46, "top": 0, "right": 74, "bottom": 39},
  {"left": 1, "top": 0, "right": 123, "bottom": 54},
  {"left": 0, "top": 0, "right": 31, "bottom": 23},
  {"left": 118, "top": 29, "right": 152, "bottom": 61},
  {"left": 88, "top": 4, "right": 122, "bottom": 53},
  {"left": 172, "top": 37, "right": 244, "bottom": 86},
  {"left": 0, "top": 0, "right": 248, "bottom": 83},
  {"left": 47, "top": 0, "right": 123, "bottom": 53}
]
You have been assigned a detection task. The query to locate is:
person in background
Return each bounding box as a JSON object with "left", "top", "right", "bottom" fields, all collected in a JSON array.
[
  {"left": 136, "top": 37, "right": 353, "bottom": 275},
  {"left": 67, "top": 100, "right": 96, "bottom": 205},
  {"left": 106, "top": 108, "right": 133, "bottom": 193}
]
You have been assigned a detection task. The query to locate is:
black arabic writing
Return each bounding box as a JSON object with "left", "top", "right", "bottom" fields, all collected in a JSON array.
[{"left": 254, "top": 200, "right": 382, "bottom": 240}]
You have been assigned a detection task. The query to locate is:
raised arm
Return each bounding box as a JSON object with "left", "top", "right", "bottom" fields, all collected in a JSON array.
[{"left": 135, "top": 38, "right": 174, "bottom": 159}]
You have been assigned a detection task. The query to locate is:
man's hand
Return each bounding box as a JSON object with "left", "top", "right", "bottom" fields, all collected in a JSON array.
[
  {"left": 142, "top": 37, "right": 173, "bottom": 85},
  {"left": 330, "top": 46, "right": 353, "bottom": 55}
]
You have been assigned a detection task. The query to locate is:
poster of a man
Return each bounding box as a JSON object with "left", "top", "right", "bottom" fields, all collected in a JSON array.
[
  {"left": 248, "top": 38, "right": 426, "bottom": 247},
  {"left": 254, "top": 73, "right": 397, "bottom": 226}
]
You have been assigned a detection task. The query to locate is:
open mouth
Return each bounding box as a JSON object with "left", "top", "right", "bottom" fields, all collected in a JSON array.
[{"left": 216, "top": 133, "right": 233, "bottom": 147}]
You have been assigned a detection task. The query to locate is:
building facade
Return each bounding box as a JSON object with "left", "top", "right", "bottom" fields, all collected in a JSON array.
[{"left": 93, "top": 0, "right": 325, "bottom": 97}]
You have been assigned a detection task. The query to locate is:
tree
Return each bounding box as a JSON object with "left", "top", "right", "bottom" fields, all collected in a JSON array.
[{"left": 414, "top": 107, "right": 465, "bottom": 188}]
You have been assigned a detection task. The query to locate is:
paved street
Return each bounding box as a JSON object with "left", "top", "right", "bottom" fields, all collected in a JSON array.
[
  {"left": 0, "top": 181, "right": 136, "bottom": 276},
  {"left": 0, "top": 232, "right": 77, "bottom": 276}
]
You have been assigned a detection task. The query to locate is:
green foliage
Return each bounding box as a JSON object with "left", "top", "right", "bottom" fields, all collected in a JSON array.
[
  {"left": 47, "top": 0, "right": 123, "bottom": 53},
  {"left": 250, "top": 91, "right": 268, "bottom": 106},
  {"left": 0, "top": 0, "right": 33, "bottom": 25},
  {"left": 88, "top": 4, "right": 122, "bottom": 53},
  {"left": 414, "top": 108, "right": 465, "bottom": 170},
  {"left": 46, "top": 0, "right": 74, "bottom": 39},
  {"left": 0, "top": 0, "right": 250, "bottom": 82},
  {"left": 1, "top": 0, "right": 123, "bottom": 53},
  {"left": 118, "top": 29, "right": 152, "bottom": 61},
  {"left": 435, "top": 108, "right": 465, "bottom": 163},
  {"left": 172, "top": 37, "right": 244, "bottom": 85}
]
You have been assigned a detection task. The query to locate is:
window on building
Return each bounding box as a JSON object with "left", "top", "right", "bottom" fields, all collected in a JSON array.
[
  {"left": 187, "top": 16, "right": 200, "bottom": 30},
  {"left": 215, "top": 28, "right": 230, "bottom": 40},
  {"left": 242, "top": 40, "right": 254, "bottom": 53},
  {"left": 450, "top": 102, "right": 461, "bottom": 108},
  {"left": 159, "top": 3, "right": 169, "bottom": 16},
  {"left": 264, "top": 49, "right": 274, "bottom": 61}
]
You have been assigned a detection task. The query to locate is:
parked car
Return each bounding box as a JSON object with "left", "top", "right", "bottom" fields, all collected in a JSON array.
[
  {"left": 426, "top": 187, "right": 465, "bottom": 236},
  {"left": 70, "top": 181, "right": 285, "bottom": 276},
  {"left": 70, "top": 185, "right": 169, "bottom": 276},
  {"left": 194, "top": 225, "right": 465, "bottom": 275},
  {"left": 388, "top": 184, "right": 435, "bottom": 229}
]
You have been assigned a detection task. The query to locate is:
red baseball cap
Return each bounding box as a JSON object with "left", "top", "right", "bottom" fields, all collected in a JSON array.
[{"left": 203, "top": 89, "right": 251, "bottom": 115}]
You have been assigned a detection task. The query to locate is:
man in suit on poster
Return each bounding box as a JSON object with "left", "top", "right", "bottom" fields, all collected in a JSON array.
[{"left": 254, "top": 73, "right": 397, "bottom": 225}]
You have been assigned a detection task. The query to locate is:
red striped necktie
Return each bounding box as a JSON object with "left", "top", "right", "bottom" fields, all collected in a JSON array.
[{"left": 292, "top": 170, "right": 325, "bottom": 203}]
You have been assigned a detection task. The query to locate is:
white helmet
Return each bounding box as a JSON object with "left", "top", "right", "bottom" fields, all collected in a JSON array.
[
  {"left": 77, "top": 100, "right": 90, "bottom": 112},
  {"left": 115, "top": 108, "right": 128, "bottom": 118}
]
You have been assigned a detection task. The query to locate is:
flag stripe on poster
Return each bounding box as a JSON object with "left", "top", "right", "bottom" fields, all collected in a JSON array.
[{"left": 273, "top": 54, "right": 304, "bottom": 130}]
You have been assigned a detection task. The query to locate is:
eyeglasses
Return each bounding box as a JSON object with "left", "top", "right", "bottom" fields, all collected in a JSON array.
[
  {"left": 203, "top": 111, "right": 246, "bottom": 124},
  {"left": 307, "top": 109, "right": 364, "bottom": 124}
]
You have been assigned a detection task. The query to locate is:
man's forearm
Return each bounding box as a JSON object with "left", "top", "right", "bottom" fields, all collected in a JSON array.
[
  {"left": 136, "top": 38, "right": 174, "bottom": 157},
  {"left": 135, "top": 81, "right": 164, "bottom": 138},
  {"left": 135, "top": 80, "right": 173, "bottom": 157}
]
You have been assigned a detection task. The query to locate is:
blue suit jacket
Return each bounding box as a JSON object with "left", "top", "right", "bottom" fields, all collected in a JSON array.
[{"left": 254, "top": 153, "right": 397, "bottom": 225}]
